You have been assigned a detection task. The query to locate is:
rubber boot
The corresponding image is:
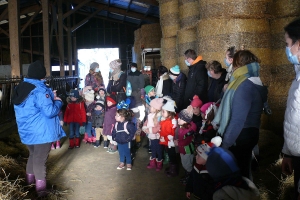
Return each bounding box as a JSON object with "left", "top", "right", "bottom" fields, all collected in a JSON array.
[
  {"left": 51, "top": 143, "right": 55, "bottom": 150},
  {"left": 75, "top": 137, "right": 80, "bottom": 148},
  {"left": 156, "top": 159, "right": 163, "bottom": 171},
  {"left": 103, "top": 140, "right": 108, "bottom": 148},
  {"left": 56, "top": 141, "right": 61, "bottom": 149},
  {"left": 166, "top": 164, "right": 178, "bottom": 177},
  {"left": 25, "top": 173, "right": 35, "bottom": 185},
  {"left": 147, "top": 157, "right": 157, "bottom": 169},
  {"left": 69, "top": 138, "right": 75, "bottom": 149},
  {"left": 92, "top": 136, "right": 97, "bottom": 143},
  {"left": 35, "top": 179, "right": 48, "bottom": 197},
  {"left": 163, "top": 152, "right": 169, "bottom": 165},
  {"left": 82, "top": 133, "right": 88, "bottom": 143},
  {"left": 94, "top": 140, "right": 100, "bottom": 148},
  {"left": 87, "top": 137, "right": 93, "bottom": 144}
]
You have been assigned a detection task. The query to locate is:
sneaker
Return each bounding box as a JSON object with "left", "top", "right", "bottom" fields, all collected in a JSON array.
[
  {"left": 94, "top": 145, "right": 99, "bottom": 148},
  {"left": 127, "top": 164, "right": 132, "bottom": 170},
  {"left": 117, "top": 163, "right": 125, "bottom": 170},
  {"left": 109, "top": 149, "right": 118, "bottom": 154}
]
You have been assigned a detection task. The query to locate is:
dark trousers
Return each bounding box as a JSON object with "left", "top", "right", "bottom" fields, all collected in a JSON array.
[
  {"left": 150, "top": 139, "right": 162, "bottom": 161},
  {"left": 26, "top": 143, "right": 52, "bottom": 180},
  {"left": 165, "top": 146, "right": 177, "bottom": 164},
  {"left": 228, "top": 127, "right": 259, "bottom": 180},
  {"left": 293, "top": 156, "right": 300, "bottom": 200}
]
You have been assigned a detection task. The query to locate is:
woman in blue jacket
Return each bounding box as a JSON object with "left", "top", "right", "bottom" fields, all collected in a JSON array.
[{"left": 12, "top": 60, "right": 66, "bottom": 197}]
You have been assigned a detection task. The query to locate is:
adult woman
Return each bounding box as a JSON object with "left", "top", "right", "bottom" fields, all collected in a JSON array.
[
  {"left": 155, "top": 66, "right": 172, "bottom": 97},
  {"left": 212, "top": 50, "right": 266, "bottom": 180},
  {"left": 107, "top": 59, "right": 127, "bottom": 103},
  {"left": 281, "top": 18, "right": 300, "bottom": 200},
  {"left": 85, "top": 62, "right": 104, "bottom": 91},
  {"left": 206, "top": 61, "right": 228, "bottom": 102},
  {"left": 127, "top": 62, "right": 145, "bottom": 106},
  {"left": 224, "top": 46, "right": 235, "bottom": 81}
]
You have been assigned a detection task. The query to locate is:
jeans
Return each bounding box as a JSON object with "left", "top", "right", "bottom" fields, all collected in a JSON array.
[
  {"left": 69, "top": 122, "right": 80, "bottom": 138},
  {"left": 118, "top": 143, "right": 132, "bottom": 164},
  {"left": 26, "top": 143, "right": 52, "bottom": 180},
  {"left": 85, "top": 122, "right": 93, "bottom": 137},
  {"left": 150, "top": 139, "right": 162, "bottom": 161}
]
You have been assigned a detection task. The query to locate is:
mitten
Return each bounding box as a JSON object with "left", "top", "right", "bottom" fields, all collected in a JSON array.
[
  {"left": 172, "top": 118, "right": 177, "bottom": 128},
  {"left": 60, "top": 121, "right": 63, "bottom": 126},
  {"left": 167, "top": 135, "right": 174, "bottom": 148}
]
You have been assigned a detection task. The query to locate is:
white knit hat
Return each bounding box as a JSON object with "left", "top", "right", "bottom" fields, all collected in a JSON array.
[
  {"left": 162, "top": 100, "right": 176, "bottom": 112},
  {"left": 84, "top": 89, "right": 95, "bottom": 102},
  {"left": 196, "top": 136, "right": 222, "bottom": 160},
  {"left": 109, "top": 59, "right": 122, "bottom": 70}
]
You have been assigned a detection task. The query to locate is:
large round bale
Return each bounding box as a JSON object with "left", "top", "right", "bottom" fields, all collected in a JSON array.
[
  {"left": 198, "top": 0, "right": 272, "bottom": 19},
  {"left": 177, "top": 26, "right": 197, "bottom": 74},
  {"left": 159, "top": 0, "right": 180, "bottom": 38},
  {"left": 140, "top": 23, "right": 162, "bottom": 48},
  {"left": 161, "top": 37, "right": 177, "bottom": 69},
  {"left": 271, "top": 0, "right": 300, "bottom": 18},
  {"left": 134, "top": 28, "right": 141, "bottom": 55},
  {"left": 179, "top": 0, "right": 199, "bottom": 29}
]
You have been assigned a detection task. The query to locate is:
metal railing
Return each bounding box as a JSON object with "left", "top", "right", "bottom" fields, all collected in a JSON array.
[{"left": 0, "top": 76, "right": 79, "bottom": 126}]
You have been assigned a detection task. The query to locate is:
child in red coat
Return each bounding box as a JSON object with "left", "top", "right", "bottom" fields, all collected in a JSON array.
[
  {"left": 159, "top": 99, "right": 177, "bottom": 177},
  {"left": 64, "top": 89, "right": 86, "bottom": 149}
]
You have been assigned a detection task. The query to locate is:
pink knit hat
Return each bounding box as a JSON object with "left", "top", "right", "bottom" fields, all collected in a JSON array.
[
  {"left": 190, "top": 95, "right": 203, "bottom": 107},
  {"left": 200, "top": 102, "right": 214, "bottom": 114},
  {"left": 150, "top": 98, "right": 164, "bottom": 111}
]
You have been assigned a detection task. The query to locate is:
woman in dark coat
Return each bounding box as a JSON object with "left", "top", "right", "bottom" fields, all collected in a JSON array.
[{"left": 155, "top": 66, "right": 172, "bottom": 97}]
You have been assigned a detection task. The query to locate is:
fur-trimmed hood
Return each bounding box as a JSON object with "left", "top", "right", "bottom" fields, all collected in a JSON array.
[{"left": 66, "top": 96, "right": 84, "bottom": 104}]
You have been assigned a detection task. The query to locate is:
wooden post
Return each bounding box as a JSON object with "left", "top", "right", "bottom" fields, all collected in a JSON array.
[
  {"left": 73, "top": 36, "right": 78, "bottom": 76},
  {"left": 42, "top": 0, "right": 51, "bottom": 76},
  {"left": 67, "top": 3, "right": 73, "bottom": 76},
  {"left": 8, "top": 0, "right": 21, "bottom": 77},
  {"left": 58, "top": 0, "right": 65, "bottom": 76}
]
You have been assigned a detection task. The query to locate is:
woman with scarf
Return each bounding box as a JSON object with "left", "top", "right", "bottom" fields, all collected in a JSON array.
[
  {"left": 85, "top": 62, "right": 104, "bottom": 91},
  {"left": 212, "top": 50, "right": 267, "bottom": 181},
  {"left": 155, "top": 66, "right": 172, "bottom": 98}
]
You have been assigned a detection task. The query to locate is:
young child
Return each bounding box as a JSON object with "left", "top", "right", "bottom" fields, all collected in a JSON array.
[
  {"left": 185, "top": 137, "right": 222, "bottom": 200},
  {"left": 64, "top": 89, "right": 86, "bottom": 149},
  {"left": 83, "top": 88, "right": 96, "bottom": 144},
  {"left": 102, "top": 95, "right": 117, "bottom": 151},
  {"left": 159, "top": 99, "right": 177, "bottom": 177},
  {"left": 206, "top": 146, "right": 260, "bottom": 200},
  {"left": 95, "top": 88, "right": 106, "bottom": 103},
  {"left": 112, "top": 108, "right": 136, "bottom": 170},
  {"left": 174, "top": 105, "right": 197, "bottom": 185},
  {"left": 51, "top": 110, "right": 64, "bottom": 150},
  {"left": 144, "top": 85, "right": 156, "bottom": 106},
  {"left": 142, "top": 98, "right": 164, "bottom": 171},
  {"left": 91, "top": 100, "right": 105, "bottom": 147}
]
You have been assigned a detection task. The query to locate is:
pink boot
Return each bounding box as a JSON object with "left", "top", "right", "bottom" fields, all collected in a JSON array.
[
  {"left": 92, "top": 136, "right": 97, "bottom": 143},
  {"left": 156, "top": 159, "right": 163, "bottom": 171},
  {"left": 56, "top": 141, "right": 61, "bottom": 149},
  {"left": 51, "top": 143, "right": 55, "bottom": 150},
  {"left": 87, "top": 137, "right": 93, "bottom": 143},
  {"left": 82, "top": 133, "right": 88, "bottom": 143},
  {"left": 147, "top": 157, "right": 157, "bottom": 169}
]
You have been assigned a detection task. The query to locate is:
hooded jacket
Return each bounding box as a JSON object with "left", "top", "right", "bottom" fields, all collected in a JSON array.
[
  {"left": 127, "top": 70, "right": 145, "bottom": 92},
  {"left": 12, "top": 78, "right": 66, "bottom": 145},
  {"left": 64, "top": 96, "right": 86, "bottom": 125},
  {"left": 171, "top": 72, "right": 187, "bottom": 112},
  {"left": 184, "top": 56, "right": 208, "bottom": 108},
  {"left": 103, "top": 105, "right": 117, "bottom": 136},
  {"left": 208, "top": 68, "right": 228, "bottom": 102}
]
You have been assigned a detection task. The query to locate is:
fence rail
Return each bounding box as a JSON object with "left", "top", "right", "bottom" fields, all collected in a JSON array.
[{"left": 0, "top": 76, "right": 79, "bottom": 126}]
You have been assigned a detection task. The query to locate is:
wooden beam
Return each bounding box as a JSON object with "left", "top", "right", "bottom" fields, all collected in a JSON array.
[
  {"left": 0, "top": 27, "right": 9, "bottom": 36},
  {"left": 0, "top": 7, "right": 8, "bottom": 21},
  {"left": 67, "top": 2, "right": 73, "bottom": 76},
  {"left": 42, "top": 0, "right": 51, "bottom": 76},
  {"left": 21, "top": 8, "right": 41, "bottom": 34},
  {"left": 133, "top": 0, "right": 158, "bottom": 7},
  {"left": 63, "top": 0, "right": 92, "bottom": 19},
  {"left": 126, "top": 0, "right": 133, "bottom": 12},
  {"left": 58, "top": 0, "right": 65, "bottom": 76},
  {"left": 71, "top": 9, "right": 101, "bottom": 32}
]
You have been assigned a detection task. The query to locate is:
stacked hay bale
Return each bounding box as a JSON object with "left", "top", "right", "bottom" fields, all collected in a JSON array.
[
  {"left": 179, "top": 0, "right": 199, "bottom": 29},
  {"left": 160, "top": 0, "right": 179, "bottom": 69},
  {"left": 134, "top": 29, "right": 142, "bottom": 68},
  {"left": 268, "top": 0, "right": 300, "bottom": 133}
]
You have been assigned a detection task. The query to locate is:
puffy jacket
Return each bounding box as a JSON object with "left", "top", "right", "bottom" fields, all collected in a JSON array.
[
  {"left": 107, "top": 72, "right": 127, "bottom": 103},
  {"left": 103, "top": 105, "right": 117, "bottom": 136},
  {"left": 171, "top": 72, "right": 187, "bottom": 112},
  {"left": 178, "top": 122, "right": 197, "bottom": 154},
  {"left": 91, "top": 110, "right": 105, "bottom": 128},
  {"left": 184, "top": 56, "right": 208, "bottom": 108},
  {"left": 112, "top": 121, "right": 136, "bottom": 144},
  {"left": 85, "top": 72, "right": 104, "bottom": 91},
  {"left": 207, "top": 69, "right": 228, "bottom": 102},
  {"left": 85, "top": 101, "right": 96, "bottom": 122},
  {"left": 64, "top": 97, "right": 86, "bottom": 125},
  {"left": 12, "top": 78, "right": 66, "bottom": 145},
  {"left": 159, "top": 118, "right": 175, "bottom": 146},
  {"left": 127, "top": 71, "right": 145, "bottom": 92}
]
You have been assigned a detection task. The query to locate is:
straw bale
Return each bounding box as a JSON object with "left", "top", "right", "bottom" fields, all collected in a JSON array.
[
  {"left": 159, "top": 0, "right": 179, "bottom": 17},
  {"left": 160, "top": 0, "right": 180, "bottom": 38},
  {"left": 199, "top": 0, "right": 271, "bottom": 19},
  {"left": 177, "top": 27, "right": 197, "bottom": 54},
  {"left": 134, "top": 29, "right": 142, "bottom": 53},
  {"left": 179, "top": 1, "right": 199, "bottom": 29},
  {"left": 161, "top": 59, "right": 177, "bottom": 69},
  {"left": 178, "top": 56, "right": 189, "bottom": 74},
  {"left": 271, "top": 0, "right": 300, "bottom": 18},
  {"left": 161, "top": 37, "right": 177, "bottom": 49}
]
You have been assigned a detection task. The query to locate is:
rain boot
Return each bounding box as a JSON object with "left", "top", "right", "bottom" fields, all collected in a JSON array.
[
  {"left": 51, "top": 143, "right": 55, "bottom": 150},
  {"left": 25, "top": 173, "right": 35, "bottom": 185},
  {"left": 163, "top": 152, "right": 169, "bottom": 165},
  {"left": 68, "top": 138, "right": 75, "bottom": 149},
  {"left": 35, "top": 179, "right": 48, "bottom": 197},
  {"left": 103, "top": 140, "right": 108, "bottom": 148},
  {"left": 82, "top": 133, "right": 88, "bottom": 143},
  {"left": 87, "top": 137, "right": 93, "bottom": 144},
  {"left": 166, "top": 164, "right": 178, "bottom": 177},
  {"left": 56, "top": 141, "right": 61, "bottom": 149},
  {"left": 75, "top": 137, "right": 80, "bottom": 148},
  {"left": 94, "top": 140, "right": 100, "bottom": 148},
  {"left": 147, "top": 157, "right": 157, "bottom": 169},
  {"left": 156, "top": 159, "right": 163, "bottom": 171}
]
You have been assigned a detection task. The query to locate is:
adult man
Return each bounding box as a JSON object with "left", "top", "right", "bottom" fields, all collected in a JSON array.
[
  {"left": 127, "top": 62, "right": 145, "bottom": 106},
  {"left": 183, "top": 49, "right": 208, "bottom": 108}
]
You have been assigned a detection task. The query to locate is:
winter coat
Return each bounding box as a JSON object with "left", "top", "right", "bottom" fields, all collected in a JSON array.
[
  {"left": 207, "top": 69, "right": 228, "bottom": 102},
  {"left": 178, "top": 122, "right": 197, "bottom": 154},
  {"left": 156, "top": 73, "right": 173, "bottom": 97},
  {"left": 159, "top": 118, "right": 175, "bottom": 146},
  {"left": 85, "top": 101, "right": 96, "bottom": 122},
  {"left": 85, "top": 72, "right": 104, "bottom": 91},
  {"left": 107, "top": 72, "right": 127, "bottom": 103},
  {"left": 142, "top": 113, "right": 161, "bottom": 140},
  {"left": 185, "top": 164, "right": 214, "bottom": 200},
  {"left": 102, "top": 105, "right": 117, "bottom": 136},
  {"left": 171, "top": 72, "right": 187, "bottom": 112},
  {"left": 12, "top": 78, "right": 66, "bottom": 145},
  {"left": 91, "top": 110, "right": 105, "bottom": 128},
  {"left": 184, "top": 56, "right": 208, "bottom": 108},
  {"left": 127, "top": 71, "right": 145, "bottom": 92},
  {"left": 112, "top": 121, "right": 136, "bottom": 144},
  {"left": 64, "top": 97, "right": 86, "bottom": 126}
]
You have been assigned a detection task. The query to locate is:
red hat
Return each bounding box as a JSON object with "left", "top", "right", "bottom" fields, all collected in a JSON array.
[
  {"left": 106, "top": 95, "right": 116, "bottom": 105},
  {"left": 190, "top": 95, "right": 203, "bottom": 107}
]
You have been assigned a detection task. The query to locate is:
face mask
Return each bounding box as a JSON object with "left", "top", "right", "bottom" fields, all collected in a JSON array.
[
  {"left": 224, "top": 58, "right": 231, "bottom": 67},
  {"left": 286, "top": 46, "right": 300, "bottom": 65},
  {"left": 109, "top": 68, "right": 114, "bottom": 73},
  {"left": 95, "top": 68, "right": 100, "bottom": 72},
  {"left": 169, "top": 75, "right": 176, "bottom": 80},
  {"left": 185, "top": 60, "right": 190, "bottom": 66},
  {"left": 207, "top": 71, "right": 212, "bottom": 78},
  {"left": 131, "top": 68, "right": 137, "bottom": 72}
]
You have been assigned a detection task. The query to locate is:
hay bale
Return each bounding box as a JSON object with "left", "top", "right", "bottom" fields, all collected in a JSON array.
[
  {"left": 140, "top": 23, "right": 162, "bottom": 48},
  {"left": 179, "top": 0, "right": 199, "bottom": 29},
  {"left": 271, "top": 0, "right": 300, "bottom": 18},
  {"left": 134, "top": 29, "right": 141, "bottom": 54},
  {"left": 159, "top": 0, "right": 180, "bottom": 38},
  {"left": 198, "top": 0, "right": 272, "bottom": 19},
  {"left": 161, "top": 37, "right": 177, "bottom": 69}
]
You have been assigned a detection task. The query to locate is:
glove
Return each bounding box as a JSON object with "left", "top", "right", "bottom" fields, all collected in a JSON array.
[
  {"left": 60, "top": 121, "right": 64, "bottom": 126},
  {"left": 167, "top": 135, "right": 174, "bottom": 148},
  {"left": 172, "top": 118, "right": 177, "bottom": 129}
]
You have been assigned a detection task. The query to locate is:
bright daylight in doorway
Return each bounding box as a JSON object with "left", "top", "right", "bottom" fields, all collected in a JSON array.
[{"left": 77, "top": 48, "right": 119, "bottom": 89}]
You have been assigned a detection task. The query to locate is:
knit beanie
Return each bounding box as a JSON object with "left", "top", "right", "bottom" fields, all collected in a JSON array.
[
  {"left": 90, "top": 62, "right": 99, "bottom": 70},
  {"left": 190, "top": 95, "right": 203, "bottom": 108},
  {"left": 206, "top": 146, "right": 240, "bottom": 182},
  {"left": 109, "top": 59, "right": 122, "bottom": 70},
  {"left": 169, "top": 65, "right": 180, "bottom": 76},
  {"left": 149, "top": 98, "right": 164, "bottom": 110},
  {"left": 98, "top": 88, "right": 107, "bottom": 94},
  {"left": 95, "top": 100, "right": 105, "bottom": 108},
  {"left": 178, "top": 105, "right": 193, "bottom": 123},
  {"left": 117, "top": 98, "right": 131, "bottom": 110},
  {"left": 201, "top": 102, "right": 218, "bottom": 120},
  {"left": 196, "top": 136, "right": 222, "bottom": 160},
  {"left": 27, "top": 60, "right": 46, "bottom": 79},
  {"left": 69, "top": 89, "right": 79, "bottom": 98},
  {"left": 131, "top": 63, "right": 137, "bottom": 68},
  {"left": 84, "top": 89, "right": 95, "bottom": 102},
  {"left": 162, "top": 99, "right": 176, "bottom": 112},
  {"left": 106, "top": 95, "right": 117, "bottom": 105},
  {"left": 144, "top": 85, "right": 155, "bottom": 94}
]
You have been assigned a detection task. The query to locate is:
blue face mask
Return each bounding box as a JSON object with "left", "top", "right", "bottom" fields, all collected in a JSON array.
[
  {"left": 207, "top": 71, "right": 212, "bottom": 78},
  {"left": 185, "top": 60, "right": 190, "bottom": 66},
  {"left": 224, "top": 58, "right": 231, "bottom": 67},
  {"left": 286, "top": 46, "right": 300, "bottom": 65},
  {"left": 95, "top": 68, "right": 100, "bottom": 72},
  {"left": 131, "top": 68, "right": 137, "bottom": 73},
  {"left": 109, "top": 68, "right": 114, "bottom": 73}
]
